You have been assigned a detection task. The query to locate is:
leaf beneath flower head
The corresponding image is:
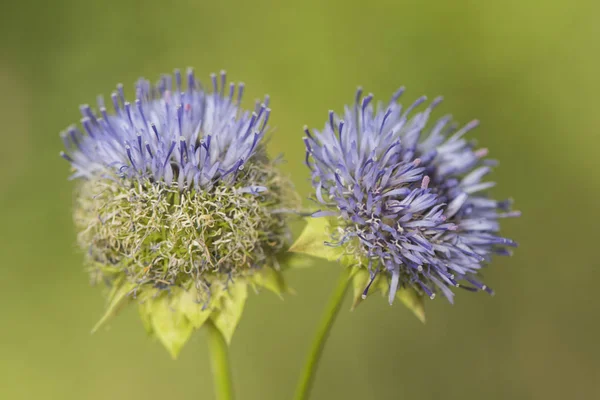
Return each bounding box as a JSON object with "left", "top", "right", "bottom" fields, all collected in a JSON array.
[
  {"left": 144, "top": 292, "right": 194, "bottom": 359},
  {"left": 137, "top": 287, "right": 160, "bottom": 335},
  {"left": 91, "top": 280, "right": 137, "bottom": 334},
  {"left": 138, "top": 303, "right": 153, "bottom": 335},
  {"left": 396, "top": 287, "right": 426, "bottom": 324},
  {"left": 250, "top": 267, "right": 289, "bottom": 298},
  {"left": 211, "top": 280, "right": 248, "bottom": 345},
  {"left": 349, "top": 267, "right": 387, "bottom": 310},
  {"left": 289, "top": 217, "right": 344, "bottom": 262},
  {"left": 179, "top": 287, "right": 216, "bottom": 329},
  {"left": 350, "top": 267, "right": 426, "bottom": 323},
  {"left": 277, "top": 251, "right": 313, "bottom": 270},
  {"left": 350, "top": 268, "right": 370, "bottom": 310}
]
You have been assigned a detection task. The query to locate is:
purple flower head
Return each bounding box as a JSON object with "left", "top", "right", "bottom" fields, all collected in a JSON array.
[
  {"left": 304, "top": 87, "right": 519, "bottom": 304},
  {"left": 60, "top": 70, "right": 299, "bottom": 355},
  {"left": 60, "top": 69, "right": 270, "bottom": 191}
]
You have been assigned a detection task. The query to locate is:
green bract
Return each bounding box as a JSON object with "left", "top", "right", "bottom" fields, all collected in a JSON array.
[{"left": 290, "top": 217, "right": 426, "bottom": 323}]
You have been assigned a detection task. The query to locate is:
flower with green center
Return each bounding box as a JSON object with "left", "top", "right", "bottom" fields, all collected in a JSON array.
[{"left": 61, "top": 69, "right": 298, "bottom": 358}]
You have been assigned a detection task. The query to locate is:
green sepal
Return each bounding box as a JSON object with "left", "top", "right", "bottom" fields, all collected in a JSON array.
[
  {"left": 349, "top": 267, "right": 387, "bottom": 310},
  {"left": 396, "top": 287, "right": 426, "bottom": 324},
  {"left": 138, "top": 302, "right": 153, "bottom": 335},
  {"left": 179, "top": 286, "right": 219, "bottom": 329},
  {"left": 350, "top": 267, "right": 368, "bottom": 310},
  {"left": 139, "top": 289, "right": 194, "bottom": 359},
  {"left": 91, "top": 279, "right": 136, "bottom": 334},
  {"left": 250, "top": 267, "right": 289, "bottom": 298},
  {"left": 289, "top": 217, "right": 344, "bottom": 262},
  {"left": 350, "top": 267, "right": 427, "bottom": 322},
  {"left": 210, "top": 280, "right": 248, "bottom": 345},
  {"left": 276, "top": 251, "right": 313, "bottom": 270},
  {"left": 137, "top": 288, "right": 160, "bottom": 335}
]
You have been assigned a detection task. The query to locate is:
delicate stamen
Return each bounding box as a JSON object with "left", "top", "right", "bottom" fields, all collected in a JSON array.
[{"left": 421, "top": 176, "right": 430, "bottom": 189}]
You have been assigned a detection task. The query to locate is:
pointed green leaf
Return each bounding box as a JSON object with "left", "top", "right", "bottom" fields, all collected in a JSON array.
[
  {"left": 350, "top": 267, "right": 387, "bottom": 310},
  {"left": 146, "top": 293, "right": 194, "bottom": 359},
  {"left": 350, "top": 266, "right": 426, "bottom": 323},
  {"left": 91, "top": 281, "right": 136, "bottom": 334},
  {"left": 277, "top": 251, "right": 313, "bottom": 270},
  {"left": 250, "top": 267, "right": 289, "bottom": 298},
  {"left": 350, "top": 268, "right": 369, "bottom": 310},
  {"left": 138, "top": 303, "right": 154, "bottom": 335},
  {"left": 211, "top": 281, "right": 248, "bottom": 344},
  {"left": 289, "top": 217, "right": 344, "bottom": 262},
  {"left": 179, "top": 288, "right": 216, "bottom": 329},
  {"left": 137, "top": 287, "right": 160, "bottom": 335},
  {"left": 396, "top": 287, "right": 426, "bottom": 324}
]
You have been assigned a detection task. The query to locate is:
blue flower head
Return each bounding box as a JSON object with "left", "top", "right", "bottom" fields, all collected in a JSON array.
[
  {"left": 61, "top": 69, "right": 270, "bottom": 192},
  {"left": 304, "top": 87, "right": 519, "bottom": 305},
  {"left": 61, "top": 69, "right": 297, "bottom": 357}
]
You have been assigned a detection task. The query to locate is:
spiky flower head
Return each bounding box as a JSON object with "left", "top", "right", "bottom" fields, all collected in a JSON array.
[
  {"left": 61, "top": 69, "right": 297, "bottom": 357},
  {"left": 294, "top": 86, "right": 519, "bottom": 317}
]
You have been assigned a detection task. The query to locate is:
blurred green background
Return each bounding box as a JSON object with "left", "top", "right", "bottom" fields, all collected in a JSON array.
[{"left": 1, "top": 0, "right": 599, "bottom": 399}]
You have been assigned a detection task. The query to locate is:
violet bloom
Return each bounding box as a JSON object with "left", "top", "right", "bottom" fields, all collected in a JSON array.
[
  {"left": 303, "top": 87, "right": 519, "bottom": 304},
  {"left": 61, "top": 69, "right": 270, "bottom": 192},
  {"left": 60, "top": 69, "right": 297, "bottom": 357}
]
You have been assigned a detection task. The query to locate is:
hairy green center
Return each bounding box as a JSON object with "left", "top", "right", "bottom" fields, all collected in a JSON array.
[{"left": 74, "top": 160, "right": 295, "bottom": 302}]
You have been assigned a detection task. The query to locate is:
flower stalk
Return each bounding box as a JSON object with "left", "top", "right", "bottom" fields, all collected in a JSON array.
[
  {"left": 206, "top": 320, "right": 235, "bottom": 400},
  {"left": 294, "top": 269, "right": 351, "bottom": 400}
]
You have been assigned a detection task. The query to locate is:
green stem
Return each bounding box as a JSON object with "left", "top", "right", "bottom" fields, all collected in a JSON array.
[
  {"left": 294, "top": 270, "right": 351, "bottom": 400},
  {"left": 206, "top": 320, "right": 235, "bottom": 400}
]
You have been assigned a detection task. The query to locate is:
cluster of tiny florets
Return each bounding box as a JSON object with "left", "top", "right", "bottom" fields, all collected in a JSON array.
[
  {"left": 75, "top": 158, "right": 292, "bottom": 299},
  {"left": 304, "top": 88, "right": 519, "bottom": 303},
  {"left": 62, "top": 69, "right": 295, "bottom": 302},
  {"left": 61, "top": 69, "right": 271, "bottom": 192}
]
